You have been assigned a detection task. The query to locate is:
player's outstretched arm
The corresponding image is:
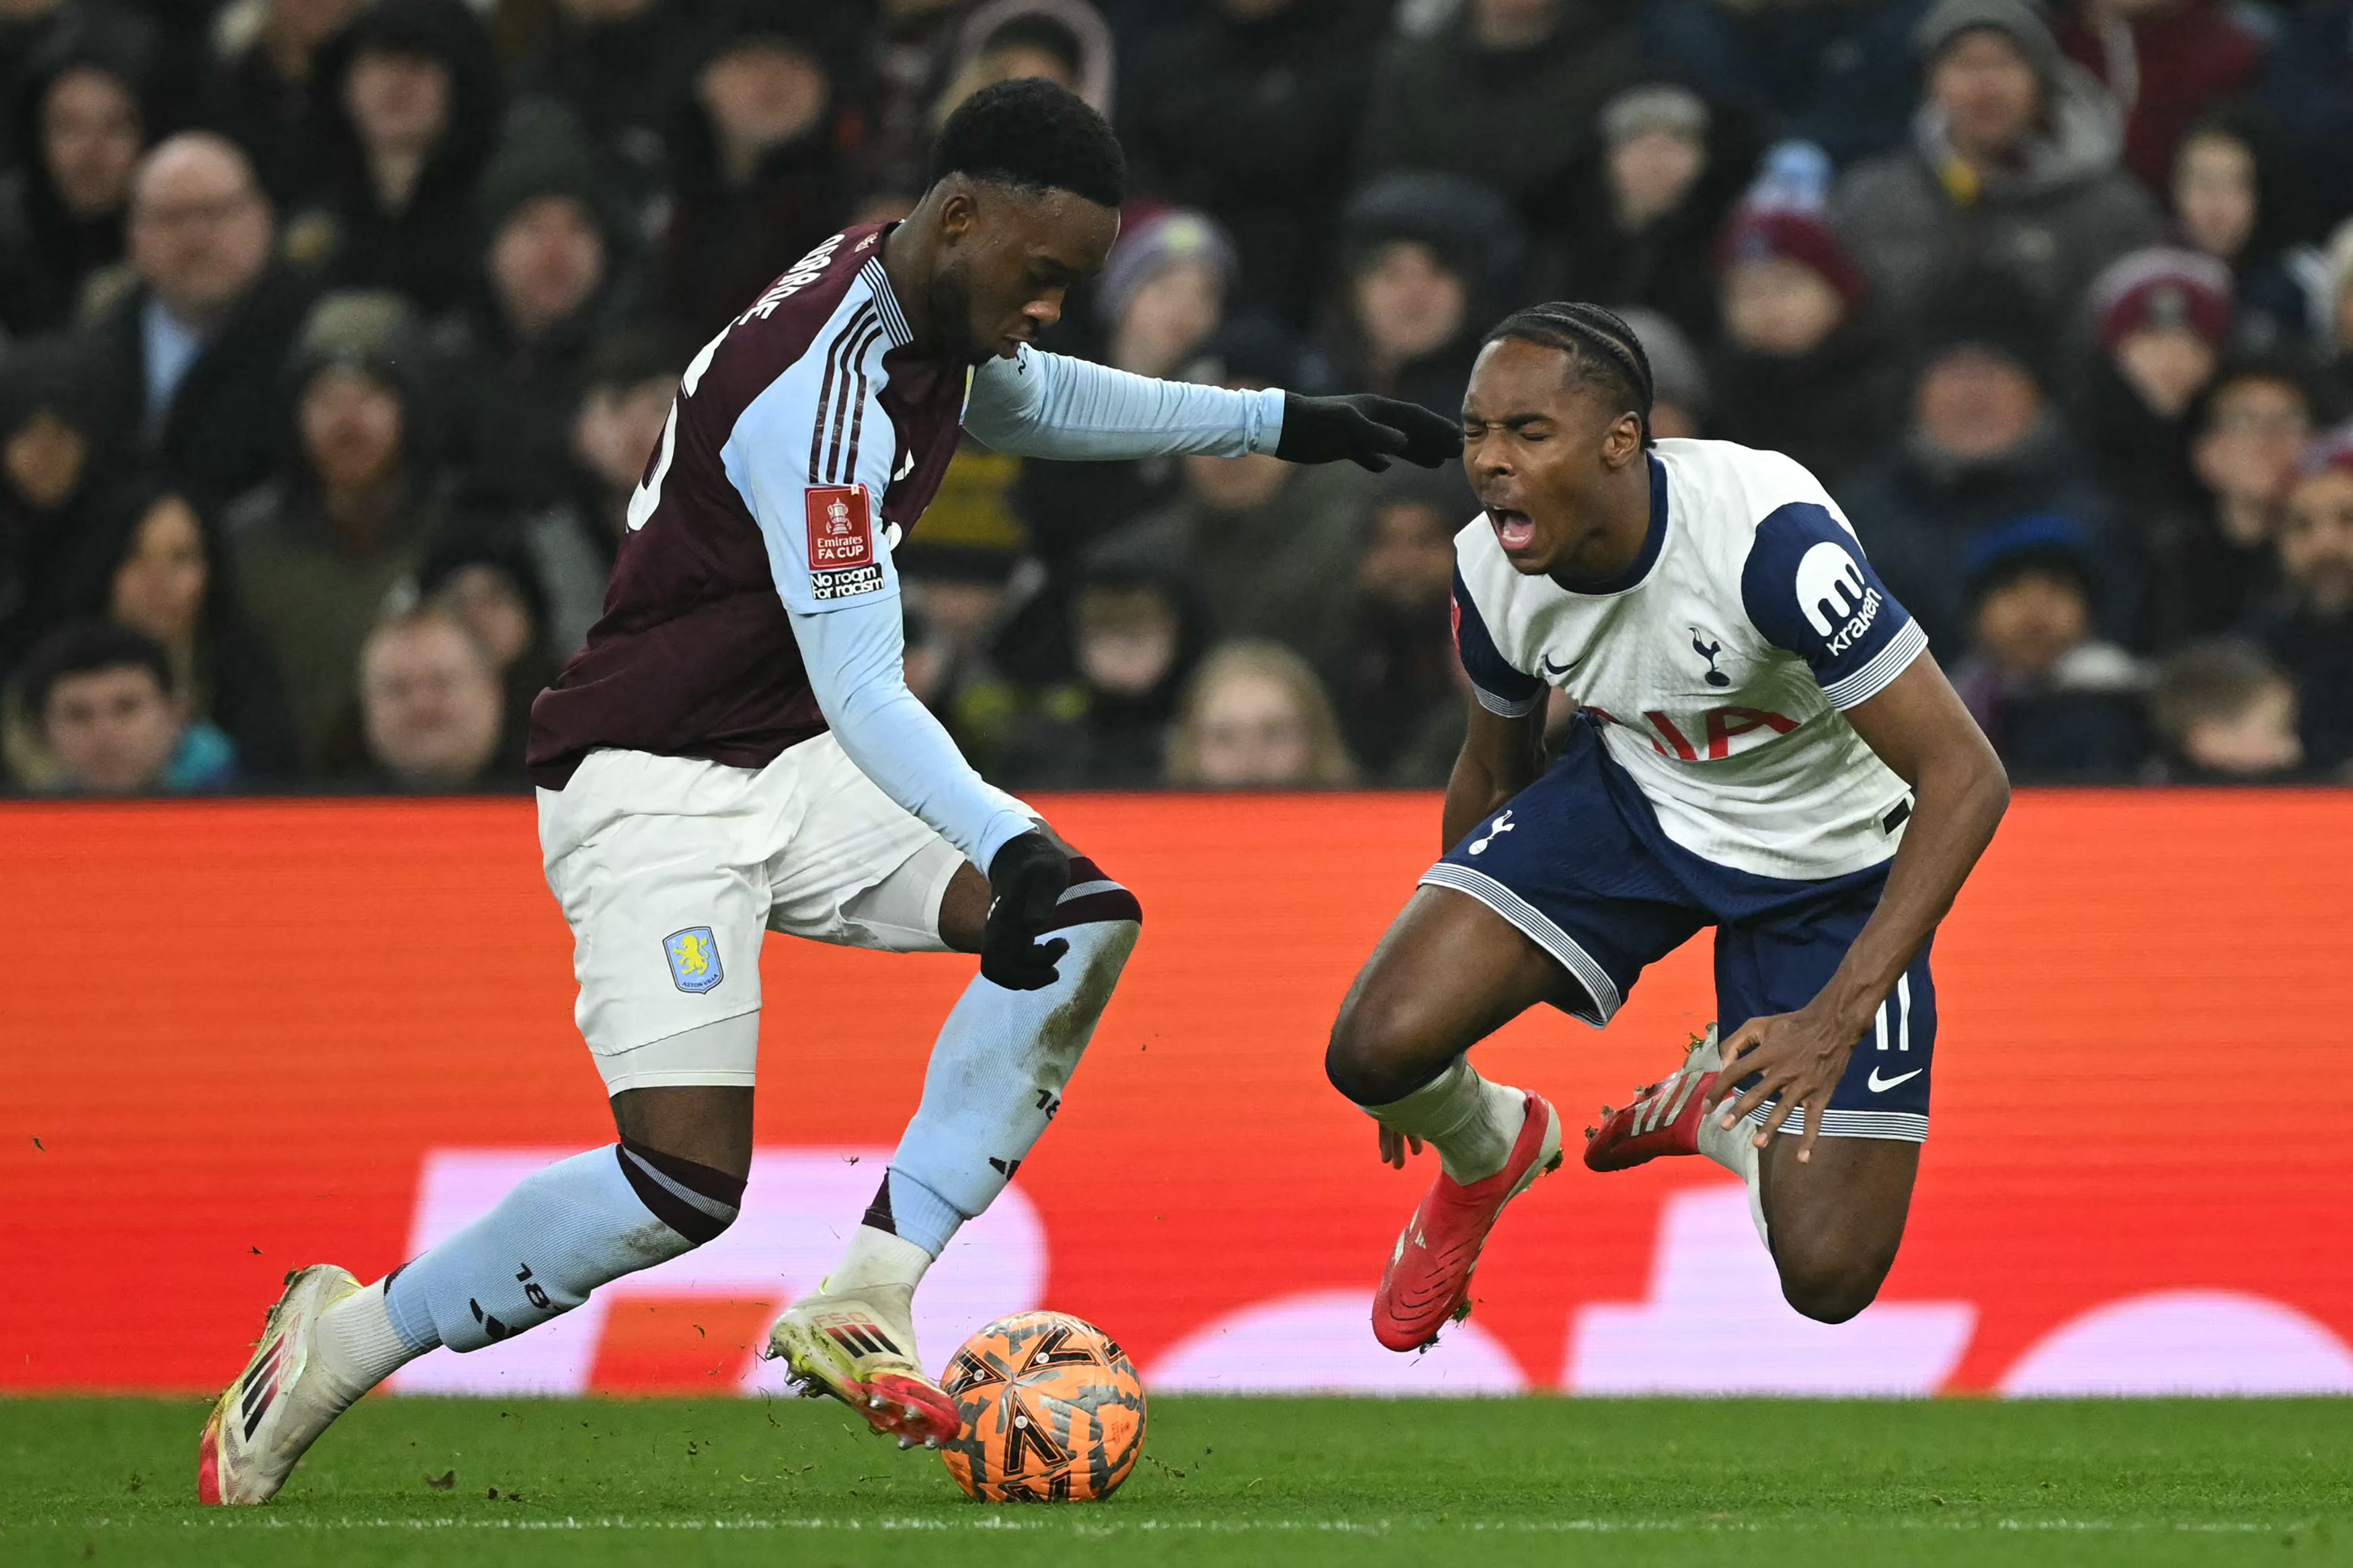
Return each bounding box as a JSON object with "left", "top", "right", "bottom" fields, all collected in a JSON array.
[
  {"left": 961, "top": 347, "right": 1458, "bottom": 471},
  {"left": 1708, "top": 653, "right": 2009, "bottom": 1155}
]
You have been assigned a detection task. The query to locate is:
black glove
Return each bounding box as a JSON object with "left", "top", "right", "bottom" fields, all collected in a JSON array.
[
  {"left": 981, "top": 831, "right": 1070, "bottom": 991},
  {"left": 1275, "top": 393, "right": 1462, "bottom": 472}
]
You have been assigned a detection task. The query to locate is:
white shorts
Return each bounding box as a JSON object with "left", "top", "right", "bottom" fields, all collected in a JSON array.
[{"left": 538, "top": 735, "right": 969, "bottom": 1094}]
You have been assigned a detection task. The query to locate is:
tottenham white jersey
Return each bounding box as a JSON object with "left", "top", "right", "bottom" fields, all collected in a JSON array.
[{"left": 1452, "top": 438, "right": 1928, "bottom": 881}]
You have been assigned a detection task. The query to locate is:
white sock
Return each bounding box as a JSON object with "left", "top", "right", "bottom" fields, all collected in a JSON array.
[
  {"left": 1367, "top": 1060, "right": 1527, "bottom": 1183},
  {"left": 1698, "top": 1102, "right": 1770, "bottom": 1248},
  {"left": 826, "top": 1225, "right": 933, "bottom": 1295},
  {"left": 313, "top": 1280, "right": 421, "bottom": 1404}
]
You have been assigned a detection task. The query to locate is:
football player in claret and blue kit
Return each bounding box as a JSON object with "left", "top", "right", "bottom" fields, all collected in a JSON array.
[
  {"left": 198, "top": 78, "right": 1459, "bottom": 1503},
  {"left": 1324, "top": 303, "right": 2010, "bottom": 1351}
]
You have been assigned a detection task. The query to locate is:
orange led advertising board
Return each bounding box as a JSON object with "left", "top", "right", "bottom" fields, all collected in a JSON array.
[{"left": 3, "top": 792, "right": 2348, "bottom": 1397}]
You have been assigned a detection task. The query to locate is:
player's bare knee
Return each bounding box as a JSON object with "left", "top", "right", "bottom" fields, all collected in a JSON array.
[
  {"left": 608, "top": 1083, "right": 756, "bottom": 1184},
  {"left": 1773, "top": 1241, "right": 1893, "bottom": 1325},
  {"left": 1326, "top": 993, "right": 1454, "bottom": 1107}
]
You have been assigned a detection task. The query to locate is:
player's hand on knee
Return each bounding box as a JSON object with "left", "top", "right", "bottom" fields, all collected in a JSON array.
[
  {"left": 1704, "top": 1008, "right": 1853, "bottom": 1164},
  {"left": 982, "top": 831, "right": 1071, "bottom": 991},
  {"left": 1276, "top": 393, "right": 1461, "bottom": 472},
  {"left": 1378, "top": 1126, "right": 1425, "bottom": 1169}
]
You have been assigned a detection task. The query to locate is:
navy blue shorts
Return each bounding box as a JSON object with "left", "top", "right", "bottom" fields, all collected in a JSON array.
[{"left": 1422, "top": 721, "right": 1933, "bottom": 1142}]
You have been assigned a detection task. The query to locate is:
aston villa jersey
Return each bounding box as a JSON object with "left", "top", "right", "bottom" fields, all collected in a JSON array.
[{"left": 528, "top": 223, "right": 961, "bottom": 788}]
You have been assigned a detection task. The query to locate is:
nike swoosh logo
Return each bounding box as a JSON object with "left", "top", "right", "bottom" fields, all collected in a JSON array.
[
  {"left": 1866, "top": 1066, "right": 1923, "bottom": 1093},
  {"left": 1540, "top": 655, "right": 1579, "bottom": 677}
]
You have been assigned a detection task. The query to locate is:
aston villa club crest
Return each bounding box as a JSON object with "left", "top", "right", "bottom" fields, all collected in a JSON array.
[{"left": 664, "top": 927, "right": 723, "bottom": 993}]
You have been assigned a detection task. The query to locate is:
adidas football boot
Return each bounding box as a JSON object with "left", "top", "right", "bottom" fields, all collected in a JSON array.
[
  {"left": 767, "top": 1283, "right": 959, "bottom": 1447},
  {"left": 1584, "top": 1025, "right": 1721, "bottom": 1172},
  {"left": 198, "top": 1264, "right": 364, "bottom": 1505},
  {"left": 1371, "top": 1091, "right": 1564, "bottom": 1352}
]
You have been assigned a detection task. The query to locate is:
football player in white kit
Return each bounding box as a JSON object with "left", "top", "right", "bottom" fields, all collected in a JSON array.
[{"left": 1324, "top": 304, "right": 2010, "bottom": 1350}]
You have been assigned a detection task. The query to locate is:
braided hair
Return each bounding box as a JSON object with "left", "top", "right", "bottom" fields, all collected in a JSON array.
[{"left": 1480, "top": 302, "right": 1657, "bottom": 446}]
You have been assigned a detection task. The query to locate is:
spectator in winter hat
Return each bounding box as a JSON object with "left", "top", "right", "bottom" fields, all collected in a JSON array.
[
  {"left": 225, "top": 290, "right": 443, "bottom": 768},
  {"left": 2095, "top": 247, "right": 2234, "bottom": 415},
  {"left": 1094, "top": 208, "right": 1236, "bottom": 380},
  {"left": 2054, "top": 0, "right": 2266, "bottom": 191},
  {"left": 436, "top": 101, "right": 625, "bottom": 501},
  {"left": 1843, "top": 265, "right": 2118, "bottom": 649},
  {"left": 1603, "top": 84, "right": 1711, "bottom": 226},
  {"left": 1949, "top": 512, "right": 2148, "bottom": 780},
  {"left": 2248, "top": 429, "right": 2353, "bottom": 773},
  {"left": 2073, "top": 245, "right": 2233, "bottom": 515},
  {"left": 1832, "top": 0, "right": 2160, "bottom": 329},
  {"left": 1558, "top": 79, "right": 1763, "bottom": 351},
  {"left": 2147, "top": 638, "right": 2306, "bottom": 781},
  {"left": 1326, "top": 172, "right": 1523, "bottom": 421},
  {"left": 1613, "top": 305, "right": 1709, "bottom": 438},
  {"left": 1708, "top": 204, "right": 1900, "bottom": 489}
]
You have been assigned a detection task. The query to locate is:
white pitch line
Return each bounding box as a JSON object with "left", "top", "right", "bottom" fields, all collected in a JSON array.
[{"left": 26, "top": 1516, "right": 2315, "bottom": 1536}]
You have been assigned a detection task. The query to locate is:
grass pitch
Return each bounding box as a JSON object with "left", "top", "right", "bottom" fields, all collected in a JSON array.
[{"left": 3, "top": 1396, "right": 2348, "bottom": 1566}]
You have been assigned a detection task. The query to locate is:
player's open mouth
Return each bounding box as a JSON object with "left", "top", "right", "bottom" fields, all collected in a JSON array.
[{"left": 1488, "top": 509, "right": 1538, "bottom": 552}]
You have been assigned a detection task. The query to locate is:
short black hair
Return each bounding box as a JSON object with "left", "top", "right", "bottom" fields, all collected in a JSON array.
[
  {"left": 1482, "top": 302, "right": 1656, "bottom": 444},
  {"left": 930, "top": 77, "right": 1124, "bottom": 208},
  {"left": 22, "top": 621, "right": 174, "bottom": 722}
]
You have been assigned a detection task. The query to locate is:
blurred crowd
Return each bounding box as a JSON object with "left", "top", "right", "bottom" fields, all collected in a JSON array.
[{"left": 3, "top": 0, "right": 2352, "bottom": 798}]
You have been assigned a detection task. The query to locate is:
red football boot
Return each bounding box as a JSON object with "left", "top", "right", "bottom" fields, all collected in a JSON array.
[
  {"left": 1371, "top": 1092, "right": 1563, "bottom": 1352},
  {"left": 1583, "top": 1026, "right": 1720, "bottom": 1173}
]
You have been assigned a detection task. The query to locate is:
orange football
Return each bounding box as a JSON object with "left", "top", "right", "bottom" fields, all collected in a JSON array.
[{"left": 937, "top": 1311, "right": 1146, "bottom": 1503}]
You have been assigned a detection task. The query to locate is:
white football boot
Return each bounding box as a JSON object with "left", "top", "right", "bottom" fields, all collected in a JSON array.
[
  {"left": 767, "top": 1282, "right": 960, "bottom": 1448},
  {"left": 198, "top": 1264, "right": 365, "bottom": 1505}
]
